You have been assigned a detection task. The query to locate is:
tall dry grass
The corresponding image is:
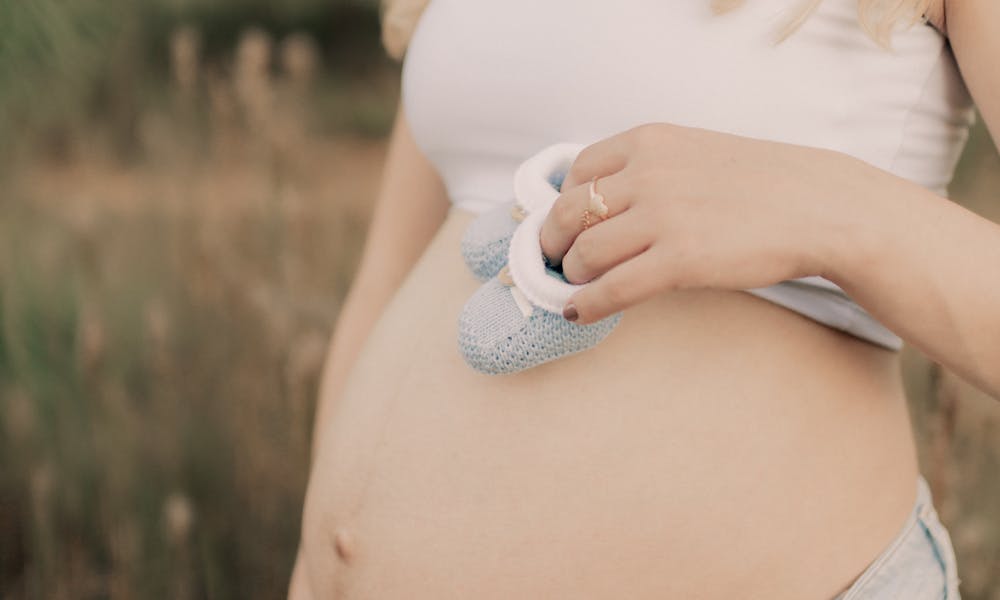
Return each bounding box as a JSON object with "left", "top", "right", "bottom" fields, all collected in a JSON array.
[{"left": 0, "top": 27, "right": 393, "bottom": 599}]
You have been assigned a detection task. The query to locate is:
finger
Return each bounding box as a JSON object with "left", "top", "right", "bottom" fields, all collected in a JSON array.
[
  {"left": 561, "top": 131, "right": 634, "bottom": 190},
  {"left": 563, "top": 247, "right": 671, "bottom": 325},
  {"left": 561, "top": 210, "right": 653, "bottom": 285},
  {"left": 540, "top": 168, "right": 633, "bottom": 266}
]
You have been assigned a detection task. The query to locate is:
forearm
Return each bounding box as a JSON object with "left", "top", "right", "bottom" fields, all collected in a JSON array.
[
  {"left": 309, "top": 216, "right": 445, "bottom": 457},
  {"left": 310, "top": 273, "right": 392, "bottom": 456},
  {"left": 821, "top": 155, "right": 1000, "bottom": 398},
  {"left": 309, "top": 106, "right": 450, "bottom": 456}
]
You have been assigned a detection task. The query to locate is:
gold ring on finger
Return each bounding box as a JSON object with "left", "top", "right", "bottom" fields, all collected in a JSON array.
[{"left": 588, "top": 175, "right": 610, "bottom": 218}]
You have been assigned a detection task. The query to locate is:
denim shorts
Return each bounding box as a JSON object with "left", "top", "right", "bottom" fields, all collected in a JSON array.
[{"left": 833, "top": 476, "right": 961, "bottom": 599}]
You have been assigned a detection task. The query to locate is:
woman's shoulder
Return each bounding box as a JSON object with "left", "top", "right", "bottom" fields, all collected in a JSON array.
[{"left": 380, "top": 0, "right": 432, "bottom": 60}]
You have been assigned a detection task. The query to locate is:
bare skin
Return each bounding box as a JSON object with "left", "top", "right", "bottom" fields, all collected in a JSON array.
[
  {"left": 538, "top": 0, "right": 1000, "bottom": 398},
  {"left": 290, "top": 202, "right": 917, "bottom": 599},
  {"left": 289, "top": 0, "right": 1000, "bottom": 597}
]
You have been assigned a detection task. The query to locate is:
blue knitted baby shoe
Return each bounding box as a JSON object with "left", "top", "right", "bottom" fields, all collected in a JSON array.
[
  {"left": 457, "top": 264, "right": 622, "bottom": 375},
  {"left": 457, "top": 145, "right": 623, "bottom": 375},
  {"left": 459, "top": 143, "right": 580, "bottom": 281},
  {"left": 460, "top": 201, "right": 526, "bottom": 282}
]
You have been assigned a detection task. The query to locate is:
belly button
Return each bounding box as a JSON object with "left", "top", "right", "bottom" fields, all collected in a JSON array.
[{"left": 333, "top": 528, "right": 355, "bottom": 564}]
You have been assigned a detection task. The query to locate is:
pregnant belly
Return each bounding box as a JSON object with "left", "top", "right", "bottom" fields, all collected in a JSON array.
[{"left": 297, "top": 209, "right": 919, "bottom": 600}]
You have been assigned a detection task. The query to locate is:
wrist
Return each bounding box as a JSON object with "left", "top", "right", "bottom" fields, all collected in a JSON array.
[{"left": 810, "top": 152, "right": 908, "bottom": 289}]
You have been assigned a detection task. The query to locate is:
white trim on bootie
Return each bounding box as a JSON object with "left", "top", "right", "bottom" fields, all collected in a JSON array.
[
  {"left": 507, "top": 143, "right": 589, "bottom": 315},
  {"left": 508, "top": 207, "right": 584, "bottom": 314},
  {"left": 512, "top": 142, "right": 585, "bottom": 212}
]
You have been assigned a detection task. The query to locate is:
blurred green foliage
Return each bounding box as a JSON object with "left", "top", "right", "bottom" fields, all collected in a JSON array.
[
  {"left": 0, "top": 0, "right": 122, "bottom": 139},
  {"left": 0, "top": 0, "right": 391, "bottom": 159}
]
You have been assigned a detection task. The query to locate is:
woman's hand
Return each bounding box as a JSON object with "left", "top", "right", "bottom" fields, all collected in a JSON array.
[{"left": 541, "top": 122, "right": 866, "bottom": 324}]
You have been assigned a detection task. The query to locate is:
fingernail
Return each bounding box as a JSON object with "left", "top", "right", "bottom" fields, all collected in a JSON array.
[{"left": 563, "top": 303, "right": 578, "bottom": 322}]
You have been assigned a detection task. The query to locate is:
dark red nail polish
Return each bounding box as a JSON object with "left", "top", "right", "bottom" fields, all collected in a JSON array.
[{"left": 563, "top": 303, "right": 578, "bottom": 322}]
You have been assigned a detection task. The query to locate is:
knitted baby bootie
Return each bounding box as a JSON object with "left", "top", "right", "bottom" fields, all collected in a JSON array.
[
  {"left": 457, "top": 265, "right": 622, "bottom": 374},
  {"left": 460, "top": 201, "right": 527, "bottom": 281},
  {"left": 459, "top": 144, "right": 578, "bottom": 281},
  {"left": 457, "top": 143, "right": 622, "bottom": 375}
]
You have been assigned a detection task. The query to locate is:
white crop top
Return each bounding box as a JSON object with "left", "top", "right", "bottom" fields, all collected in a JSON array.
[{"left": 401, "top": 0, "right": 976, "bottom": 351}]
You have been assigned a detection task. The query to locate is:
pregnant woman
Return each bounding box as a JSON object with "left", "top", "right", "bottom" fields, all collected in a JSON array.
[{"left": 289, "top": 0, "right": 1000, "bottom": 597}]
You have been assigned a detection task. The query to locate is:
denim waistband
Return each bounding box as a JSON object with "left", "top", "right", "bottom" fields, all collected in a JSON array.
[{"left": 834, "top": 476, "right": 961, "bottom": 599}]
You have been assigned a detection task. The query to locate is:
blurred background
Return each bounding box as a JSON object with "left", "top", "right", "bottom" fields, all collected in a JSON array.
[{"left": 0, "top": 0, "right": 998, "bottom": 598}]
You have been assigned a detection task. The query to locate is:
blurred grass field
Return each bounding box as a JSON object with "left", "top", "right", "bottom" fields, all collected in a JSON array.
[{"left": 1, "top": 1, "right": 999, "bottom": 598}]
